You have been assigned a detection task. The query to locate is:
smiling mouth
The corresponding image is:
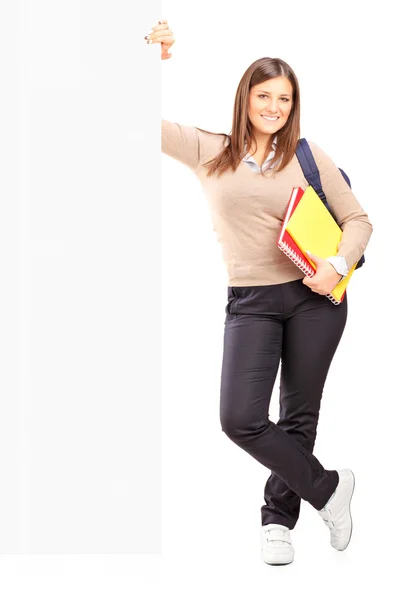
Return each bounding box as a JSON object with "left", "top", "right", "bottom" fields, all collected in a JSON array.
[{"left": 261, "top": 115, "right": 280, "bottom": 121}]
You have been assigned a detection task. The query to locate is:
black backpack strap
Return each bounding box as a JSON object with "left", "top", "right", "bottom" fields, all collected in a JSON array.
[{"left": 295, "top": 138, "right": 330, "bottom": 212}]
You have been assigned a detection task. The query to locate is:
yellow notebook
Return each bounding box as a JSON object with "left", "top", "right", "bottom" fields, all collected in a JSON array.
[{"left": 285, "top": 185, "right": 356, "bottom": 304}]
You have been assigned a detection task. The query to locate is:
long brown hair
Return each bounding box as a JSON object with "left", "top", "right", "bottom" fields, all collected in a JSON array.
[{"left": 197, "top": 57, "right": 301, "bottom": 178}]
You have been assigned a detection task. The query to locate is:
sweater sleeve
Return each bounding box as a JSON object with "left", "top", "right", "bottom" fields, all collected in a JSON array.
[
  {"left": 161, "top": 119, "right": 201, "bottom": 171},
  {"left": 308, "top": 141, "right": 373, "bottom": 270}
]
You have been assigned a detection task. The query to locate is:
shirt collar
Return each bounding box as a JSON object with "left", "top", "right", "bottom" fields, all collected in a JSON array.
[
  {"left": 242, "top": 135, "right": 278, "bottom": 162},
  {"left": 243, "top": 135, "right": 278, "bottom": 161}
]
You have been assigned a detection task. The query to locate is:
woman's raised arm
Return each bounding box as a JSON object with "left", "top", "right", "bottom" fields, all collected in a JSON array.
[{"left": 145, "top": 20, "right": 201, "bottom": 171}]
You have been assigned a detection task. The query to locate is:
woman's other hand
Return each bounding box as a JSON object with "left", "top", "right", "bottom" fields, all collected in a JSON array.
[
  {"left": 302, "top": 252, "right": 343, "bottom": 295},
  {"left": 144, "top": 19, "right": 175, "bottom": 60}
]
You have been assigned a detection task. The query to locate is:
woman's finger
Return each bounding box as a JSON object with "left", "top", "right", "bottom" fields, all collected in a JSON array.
[
  {"left": 146, "top": 35, "right": 174, "bottom": 46},
  {"left": 148, "top": 31, "right": 174, "bottom": 42},
  {"left": 145, "top": 21, "right": 169, "bottom": 38},
  {"left": 145, "top": 30, "right": 174, "bottom": 43}
]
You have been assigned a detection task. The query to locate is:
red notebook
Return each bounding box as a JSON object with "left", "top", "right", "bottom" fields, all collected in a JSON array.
[{"left": 277, "top": 187, "right": 316, "bottom": 277}]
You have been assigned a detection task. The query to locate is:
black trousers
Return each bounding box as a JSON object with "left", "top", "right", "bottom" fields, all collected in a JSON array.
[{"left": 219, "top": 277, "right": 347, "bottom": 530}]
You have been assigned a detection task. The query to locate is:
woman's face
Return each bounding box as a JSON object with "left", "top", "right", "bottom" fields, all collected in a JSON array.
[{"left": 248, "top": 76, "right": 293, "bottom": 137}]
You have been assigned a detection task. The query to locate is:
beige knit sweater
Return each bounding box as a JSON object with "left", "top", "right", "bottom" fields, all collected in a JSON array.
[{"left": 162, "top": 120, "right": 373, "bottom": 286}]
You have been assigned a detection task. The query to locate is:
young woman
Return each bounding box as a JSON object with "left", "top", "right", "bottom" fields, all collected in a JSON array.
[{"left": 146, "top": 20, "right": 373, "bottom": 566}]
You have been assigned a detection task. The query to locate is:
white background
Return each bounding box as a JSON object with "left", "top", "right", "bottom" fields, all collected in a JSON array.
[
  {"left": 0, "top": 0, "right": 397, "bottom": 598},
  {"left": 161, "top": 0, "right": 398, "bottom": 598}
]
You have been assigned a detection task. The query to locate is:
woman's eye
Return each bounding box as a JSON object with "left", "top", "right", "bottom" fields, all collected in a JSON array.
[{"left": 258, "top": 95, "right": 289, "bottom": 102}]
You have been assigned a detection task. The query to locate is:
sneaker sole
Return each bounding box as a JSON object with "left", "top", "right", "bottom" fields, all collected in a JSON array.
[
  {"left": 261, "top": 551, "right": 294, "bottom": 566},
  {"left": 338, "top": 469, "right": 355, "bottom": 551}
]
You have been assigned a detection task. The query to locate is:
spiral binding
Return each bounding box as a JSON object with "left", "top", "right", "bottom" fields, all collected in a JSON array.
[
  {"left": 278, "top": 241, "right": 342, "bottom": 306},
  {"left": 278, "top": 241, "right": 315, "bottom": 277},
  {"left": 326, "top": 293, "right": 341, "bottom": 306}
]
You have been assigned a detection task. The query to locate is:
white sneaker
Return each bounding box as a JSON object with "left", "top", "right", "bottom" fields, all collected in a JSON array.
[
  {"left": 260, "top": 524, "right": 294, "bottom": 565},
  {"left": 318, "top": 469, "right": 355, "bottom": 551}
]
